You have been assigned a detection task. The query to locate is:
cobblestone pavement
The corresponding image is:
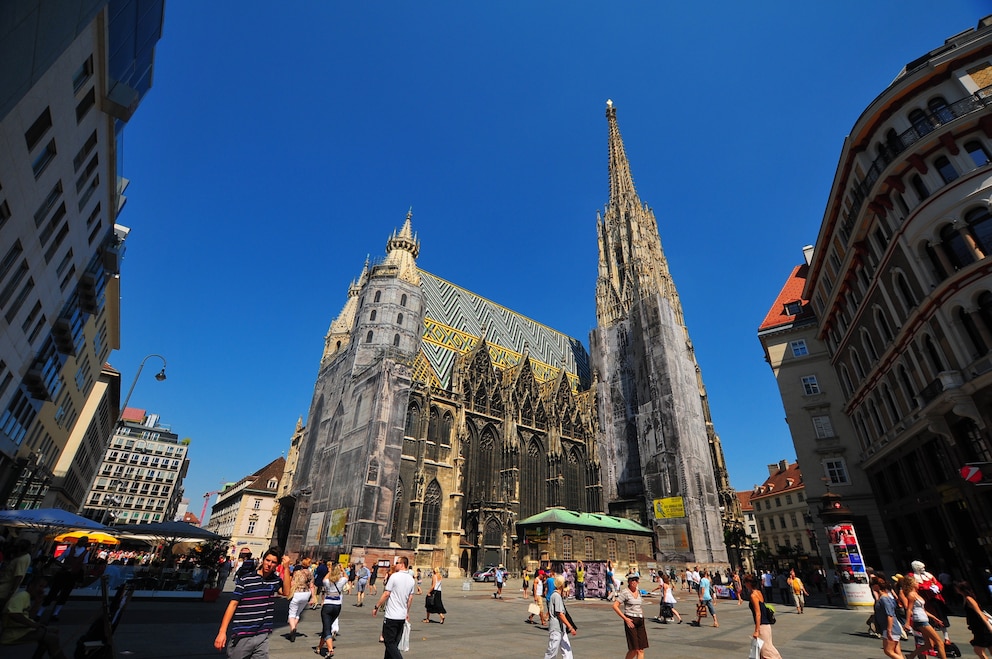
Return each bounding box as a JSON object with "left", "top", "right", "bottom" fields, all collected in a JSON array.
[{"left": 38, "top": 580, "right": 943, "bottom": 658}]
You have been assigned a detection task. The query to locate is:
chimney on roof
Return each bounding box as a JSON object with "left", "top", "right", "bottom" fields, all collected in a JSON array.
[
  {"left": 768, "top": 460, "right": 787, "bottom": 476},
  {"left": 802, "top": 245, "right": 814, "bottom": 265}
]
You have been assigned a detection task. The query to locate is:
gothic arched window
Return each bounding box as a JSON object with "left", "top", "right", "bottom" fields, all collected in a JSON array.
[
  {"left": 366, "top": 331, "right": 373, "bottom": 343},
  {"left": 393, "top": 334, "right": 400, "bottom": 346},
  {"left": 419, "top": 480, "right": 441, "bottom": 545},
  {"left": 374, "top": 290, "right": 381, "bottom": 303},
  {"left": 441, "top": 413, "right": 453, "bottom": 446},
  {"left": 478, "top": 428, "right": 497, "bottom": 500},
  {"left": 400, "top": 294, "right": 407, "bottom": 307},
  {"left": 519, "top": 436, "right": 546, "bottom": 519},
  {"left": 564, "top": 447, "right": 583, "bottom": 511},
  {"left": 370, "top": 310, "right": 377, "bottom": 321},
  {"left": 484, "top": 518, "right": 502, "bottom": 547},
  {"left": 397, "top": 313, "right": 404, "bottom": 325},
  {"left": 405, "top": 403, "right": 420, "bottom": 438},
  {"left": 390, "top": 479, "right": 404, "bottom": 544}
]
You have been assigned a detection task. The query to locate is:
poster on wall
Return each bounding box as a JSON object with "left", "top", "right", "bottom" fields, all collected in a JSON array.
[
  {"left": 653, "top": 497, "right": 686, "bottom": 519},
  {"left": 826, "top": 522, "right": 873, "bottom": 607},
  {"left": 325, "top": 508, "right": 348, "bottom": 546},
  {"left": 305, "top": 511, "right": 325, "bottom": 547}
]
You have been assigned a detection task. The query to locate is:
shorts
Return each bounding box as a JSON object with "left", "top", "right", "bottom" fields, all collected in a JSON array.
[
  {"left": 356, "top": 580, "right": 368, "bottom": 593},
  {"left": 700, "top": 599, "right": 716, "bottom": 616},
  {"left": 539, "top": 599, "right": 548, "bottom": 614},
  {"left": 883, "top": 629, "right": 901, "bottom": 641},
  {"left": 623, "top": 617, "right": 649, "bottom": 651}
]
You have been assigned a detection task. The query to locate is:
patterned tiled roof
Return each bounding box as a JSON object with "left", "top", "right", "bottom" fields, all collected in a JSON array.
[
  {"left": 419, "top": 270, "right": 590, "bottom": 390},
  {"left": 758, "top": 264, "right": 810, "bottom": 331}
]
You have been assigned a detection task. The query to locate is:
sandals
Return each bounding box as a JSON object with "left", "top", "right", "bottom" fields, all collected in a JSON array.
[{"left": 422, "top": 618, "right": 430, "bottom": 623}]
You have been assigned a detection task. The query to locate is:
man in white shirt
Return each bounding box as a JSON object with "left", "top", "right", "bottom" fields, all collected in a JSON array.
[{"left": 372, "top": 557, "right": 416, "bottom": 658}]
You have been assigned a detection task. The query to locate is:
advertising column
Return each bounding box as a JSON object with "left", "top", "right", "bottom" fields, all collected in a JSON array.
[{"left": 820, "top": 492, "right": 873, "bottom": 607}]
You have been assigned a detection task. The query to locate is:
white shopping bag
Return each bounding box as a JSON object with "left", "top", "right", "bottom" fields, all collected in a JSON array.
[
  {"left": 748, "top": 636, "right": 764, "bottom": 659},
  {"left": 399, "top": 620, "right": 411, "bottom": 652}
]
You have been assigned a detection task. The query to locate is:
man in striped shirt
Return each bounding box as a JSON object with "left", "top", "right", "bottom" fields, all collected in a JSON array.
[{"left": 214, "top": 548, "right": 292, "bottom": 658}]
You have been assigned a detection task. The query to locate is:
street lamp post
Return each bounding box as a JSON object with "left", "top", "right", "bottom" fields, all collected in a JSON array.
[
  {"left": 84, "top": 353, "right": 167, "bottom": 521},
  {"left": 116, "top": 354, "right": 167, "bottom": 428}
]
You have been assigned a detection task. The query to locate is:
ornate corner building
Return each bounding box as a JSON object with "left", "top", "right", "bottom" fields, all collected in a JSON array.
[
  {"left": 285, "top": 104, "right": 736, "bottom": 572},
  {"left": 771, "top": 15, "right": 992, "bottom": 580}
]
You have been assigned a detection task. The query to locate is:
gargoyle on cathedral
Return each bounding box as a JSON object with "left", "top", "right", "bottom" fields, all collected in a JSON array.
[{"left": 283, "top": 103, "right": 738, "bottom": 573}]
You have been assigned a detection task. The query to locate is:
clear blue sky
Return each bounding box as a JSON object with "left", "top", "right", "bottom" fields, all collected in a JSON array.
[{"left": 111, "top": 1, "right": 987, "bottom": 523}]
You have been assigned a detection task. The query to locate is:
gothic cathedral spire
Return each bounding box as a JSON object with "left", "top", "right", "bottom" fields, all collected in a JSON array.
[{"left": 591, "top": 101, "right": 732, "bottom": 564}]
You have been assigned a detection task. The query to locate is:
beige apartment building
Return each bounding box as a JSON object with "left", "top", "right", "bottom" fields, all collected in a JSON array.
[
  {"left": 208, "top": 457, "right": 285, "bottom": 559},
  {"left": 759, "top": 254, "right": 894, "bottom": 572},
  {"left": 749, "top": 461, "right": 821, "bottom": 570}
]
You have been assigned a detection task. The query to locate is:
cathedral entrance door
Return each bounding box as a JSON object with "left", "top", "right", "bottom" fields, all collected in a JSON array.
[{"left": 483, "top": 548, "right": 500, "bottom": 567}]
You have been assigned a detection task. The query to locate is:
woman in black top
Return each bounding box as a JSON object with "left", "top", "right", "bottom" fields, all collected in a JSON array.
[
  {"left": 954, "top": 581, "right": 992, "bottom": 658},
  {"left": 743, "top": 574, "right": 782, "bottom": 659}
]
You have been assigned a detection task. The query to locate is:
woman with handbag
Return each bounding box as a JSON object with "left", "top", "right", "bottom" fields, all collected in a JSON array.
[
  {"left": 423, "top": 567, "right": 446, "bottom": 624},
  {"left": 317, "top": 563, "right": 348, "bottom": 658},
  {"left": 744, "top": 573, "right": 782, "bottom": 659},
  {"left": 902, "top": 575, "right": 947, "bottom": 659}
]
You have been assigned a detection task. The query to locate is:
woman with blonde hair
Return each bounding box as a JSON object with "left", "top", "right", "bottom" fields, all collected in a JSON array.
[
  {"left": 423, "top": 566, "right": 447, "bottom": 624},
  {"left": 317, "top": 563, "right": 348, "bottom": 657},
  {"left": 902, "top": 575, "right": 947, "bottom": 659}
]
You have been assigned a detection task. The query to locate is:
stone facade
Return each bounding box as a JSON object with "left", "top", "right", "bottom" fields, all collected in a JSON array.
[
  {"left": 285, "top": 216, "right": 602, "bottom": 575},
  {"left": 590, "top": 101, "right": 732, "bottom": 563}
]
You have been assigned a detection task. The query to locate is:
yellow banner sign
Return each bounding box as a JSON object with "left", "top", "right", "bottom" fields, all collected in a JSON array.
[{"left": 653, "top": 496, "right": 686, "bottom": 519}]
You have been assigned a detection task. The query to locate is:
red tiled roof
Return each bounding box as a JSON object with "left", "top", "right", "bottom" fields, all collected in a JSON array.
[
  {"left": 758, "top": 264, "right": 809, "bottom": 331},
  {"left": 751, "top": 461, "right": 804, "bottom": 499},
  {"left": 736, "top": 490, "right": 754, "bottom": 512}
]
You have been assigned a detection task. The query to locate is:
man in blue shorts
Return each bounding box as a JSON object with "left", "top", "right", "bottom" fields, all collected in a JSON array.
[{"left": 214, "top": 547, "right": 292, "bottom": 658}]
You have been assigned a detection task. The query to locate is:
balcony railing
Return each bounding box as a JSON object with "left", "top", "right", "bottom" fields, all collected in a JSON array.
[{"left": 839, "top": 84, "right": 992, "bottom": 243}]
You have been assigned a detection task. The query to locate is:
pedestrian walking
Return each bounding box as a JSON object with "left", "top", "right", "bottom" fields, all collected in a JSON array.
[
  {"left": 493, "top": 563, "right": 506, "bottom": 599},
  {"left": 787, "top": 569, "right": 809, "bottom": 614},
  {"left": 605, "top": 561, "right": 615, "bottom": 601},
  {"left": 776, "top": 571, "right": 789, "bottom": 604},
  {"left": 415, "top": 568, "right": 423, "bottom": 595},
  {"left": 762, "top": 570, "right": 774, "bottom": 602},
  {"left": 317, "top": 563, "right": 347, "bottom": 657},
  {"left": 527, "top": 571, "right": 544, "bottom": 625},
  {"left": 544, "top": 575, "right": 577, "bottom": 659},
  {"left": 651, "top": 574, "right": 682, "bottom": 624},
  {"left": 287, "top": 557, "right": 315, "bottom": 642},
  {"left": 954, "top": 581, "right": 992, "bottom": 659},
  {"left": 874, "top": 579, "right": 904, "bottom": 659},
  {"left": 612, "top": 573, "right": 648, "bottom": 659},
  {"left": 744, "top": 573, "right": 782, "bottom": 659},
  {"left": 694, "top": 569, "right": 718, "bottom": 627},
  {"left": 369, "top": 564, "right": 379, "bottom": 596},
  {"left": 423, "top": 567, "right": 446, "bottom": 624},
  {"left": 902, "top": 575, "right": 947, "bottom": 659},
  {"left": 372, "top": 557, "right": 416, "bottom": 659},
  {"left": 732, "top": 569, "right": 743, "bottom": 606},
  {"left": 40, "top": 536, "right": 90, "bottom": 621},
  {"left": 213, "top": 548, "right": 292, "bottom": 658},
  {"left": 217, "top": 557, "right": 233, "bottom": 590},
  {"left": 575, "top": 561, "right": 586, "bottom": 601},
  {"left": 355, "top": 562, "right": 371, "bottom": 607}
]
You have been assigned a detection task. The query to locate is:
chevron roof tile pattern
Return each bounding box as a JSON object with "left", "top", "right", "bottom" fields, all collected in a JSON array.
[{"left": 419, "top": 270, "right": 590, "bottom": 390}]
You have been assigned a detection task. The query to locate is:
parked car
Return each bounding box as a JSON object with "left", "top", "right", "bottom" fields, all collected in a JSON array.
[{"left": 472, "top": 566, "right": 498, "bottom": 582}]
